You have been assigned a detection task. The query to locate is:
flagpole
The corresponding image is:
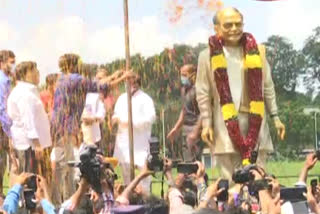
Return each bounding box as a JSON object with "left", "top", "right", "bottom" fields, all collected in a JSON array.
[{"left": 123, "top": 0, "right": 135, "bottom": 181}]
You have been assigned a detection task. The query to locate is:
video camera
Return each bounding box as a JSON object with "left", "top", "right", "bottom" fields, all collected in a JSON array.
[
  {"left": 147, "top": 137, "right": 163, "bottom": 172},
  {"left": 68, "top": 144, "right": 111, "bottom": 194},
  {"left": 232, "top": 164, "right": 257, "bottom": 184},
  {"left": 177, "top": 163, "right": 198, "bottom": 174}
]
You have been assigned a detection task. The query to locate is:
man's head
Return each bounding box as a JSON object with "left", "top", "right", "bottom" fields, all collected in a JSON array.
[
  {"left": 15, "top": 61, "right": 40, "bottom": 85},
  {"left": 95, "top": 68, "right": 108, "bottom": 81},
  {"left": 0, "top": 50, "right": 15, "bottom": 75},
  {"left": 59, "top": 53, "right": 81, "bottom": 74},
  {"left": 180, "top": 64, "right": 196, "bottom": 86},
  {"left": 213, "top": 7, "right": 244, "bottom": 46},
  {"left": 45, "top": 73, "right": 58, "bottom": 91},
  {"left": 128, "top": 74, "right": 141, "bottom": 95},
  {"left": 58, "top": 55, "right": 68, "bottom": 74}
]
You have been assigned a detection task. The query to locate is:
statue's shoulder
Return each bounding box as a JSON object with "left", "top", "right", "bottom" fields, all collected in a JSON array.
[
  {"left": 258, "top": 44, "right": 266, "bottom": 55},
  {"left": 199, "top": 47, "right": 210, "bottom": 61}
]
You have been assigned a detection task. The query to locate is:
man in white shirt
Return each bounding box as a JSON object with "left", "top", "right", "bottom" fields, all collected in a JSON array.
[
  {"left": 112, "top": 74, "right": 156, "bottom": 193},
  {"left": 7, "top": 61, "right": 52, "bottom": 174}
]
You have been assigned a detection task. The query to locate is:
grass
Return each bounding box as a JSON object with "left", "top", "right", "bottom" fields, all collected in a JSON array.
[{"left": 4, "top": 160, "right": 320, "bottom": 196}]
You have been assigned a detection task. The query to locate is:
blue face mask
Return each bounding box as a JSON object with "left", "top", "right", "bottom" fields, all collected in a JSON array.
[{"left": 181, "top": 76, "right": 190, "bottom": 86}]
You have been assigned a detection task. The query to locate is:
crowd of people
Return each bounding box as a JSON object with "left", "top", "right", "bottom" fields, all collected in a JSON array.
[{"left": 0, "top": 6, "right": 319, "bottom": 214}]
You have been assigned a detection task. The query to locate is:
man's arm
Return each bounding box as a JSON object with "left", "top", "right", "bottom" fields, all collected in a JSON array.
[
  {"left": 167, "top": 110, "right": 185, "bottom": 142},
  {"left": 0, "top": 82, "right": 12, "bottom": 137},
  {"left": 297, "top": 153, "right": 317, "bottom": 185},
  {"left": 195, "top": 49, "right": 213, "bottom": 129},
  {"left": 118, "top": 163, "right": 153, "bottom": 202},
  {"left": 3, "top": 173, "right": 33, "bottom": 214},
  {"left": 263, "top": 57, "right": 278, "bottom": 118},
  {"left": 260, "top": 45, "right": 285, "bottom": 139}
]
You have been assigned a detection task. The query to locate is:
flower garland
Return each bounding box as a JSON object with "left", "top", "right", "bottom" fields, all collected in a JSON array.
[{"left": 209, "top": 33, "right": 264, "bottom": 163}]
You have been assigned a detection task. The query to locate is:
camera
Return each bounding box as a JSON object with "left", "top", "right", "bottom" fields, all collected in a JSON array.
[
  {"left": 24, "top": 175, "right": 37, "bottom": 209},
  {"left": 217, "top": 179, "right": 229, "bottom": 202},
  {"left": 311, "top": 179, "right": 318, "bottom": 195},
  {"left": 177, "top": 163, "right": 198, "bottom": 174},
  {"left": 232, "top": 164, "right": 257, "bottom": 184},
  {"left": 250, "top": 151, "right": 258, "bottom": 164},
  {"left": 147, "top": 137, "right": 163, "bottom": 172},
  {"left": 280, "top": 186, "right": 307, "bottom": 202},
  {"left": 68, "top": 144, "right": 103, "bottom": 193}
]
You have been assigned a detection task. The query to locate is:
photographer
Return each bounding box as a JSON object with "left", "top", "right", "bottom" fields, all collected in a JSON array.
[
  {"left": 113, "top": 161, "right": 168, "bottom": 214},
  {"left": 115, "top": 161, "right": 154, "bottom": 206},
  {"left": 250, "top": 166, "right": 281, "bottom": 214},
  {"left": 2, "top": 173, "right": 33, "bottom": 213},
  {"left": 2, "top": 173, "right": 55, "bottom": 214},
  {"left": 165, "top": 159, "right": 205, "bottom": 213},
  {"left": 61, "top": 144, "right": 119, "bottom": 214}
]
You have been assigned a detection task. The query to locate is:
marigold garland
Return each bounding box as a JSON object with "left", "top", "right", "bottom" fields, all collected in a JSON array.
[{"left": 209, "top": 33, "right": 264, "bottom": 162}]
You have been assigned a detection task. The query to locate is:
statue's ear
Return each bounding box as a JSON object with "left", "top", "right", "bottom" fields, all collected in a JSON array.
[{"left": 214, "top": 24, "right": 219, "bottom": 34}]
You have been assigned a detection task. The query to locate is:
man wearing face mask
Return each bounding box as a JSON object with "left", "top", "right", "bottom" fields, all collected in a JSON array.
[
  {"left": 196, "top": 8, "right": 286, "bottom": 180},
  {"left": 167, "top": 64, "right": 203, "bottom": 162},
  {"left": 0, "top": 50, "right": 15, "bottom": 194},
  {"left": 112, "top": 74, "right": 156, "bottom": 192}
]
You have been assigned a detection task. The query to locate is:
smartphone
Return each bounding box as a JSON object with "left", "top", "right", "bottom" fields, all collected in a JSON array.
[
  {"left": 217, "top": 179, "right": 229, "bottom": 202},
  {"left": 280, "top": 187, "right": 307, "bottom": 202},
  {"left": 23, "top": 190, "right": 36, "bottom": 209},
  {"left": 177, "top": 163, "right": 198, "bottom": 174},
  {"left": 26, "top": 175, "right": 37, "bottom": 192},
  {"left": 311, "top": 179, "right": 318, "bottom": 195}
]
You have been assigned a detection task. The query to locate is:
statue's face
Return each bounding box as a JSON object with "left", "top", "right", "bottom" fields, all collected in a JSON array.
[{"left": 214, "top": 9, "right": 244, "bottom": 46}]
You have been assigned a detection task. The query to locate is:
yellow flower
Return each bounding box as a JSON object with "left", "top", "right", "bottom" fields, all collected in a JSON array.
[
  {"left": 242, "top": 158, "right": 250, "bottom": 166},
  {"left": 245, "top": 54, "right": 262, "bottom": 69},
  {"left": 211, "top": 54, "right": 227, "bottom": 70},
  {"left": 222, "top": 103, "right": 238, "bottom": 121},
  {"left": 249, "top": 101, "right": 265, "bottom": 117}
]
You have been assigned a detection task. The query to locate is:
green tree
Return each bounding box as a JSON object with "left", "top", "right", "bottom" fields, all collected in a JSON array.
[
  {"left": 302, "top": 26, "right": 320, "bottom": 96},
  {"left": 264, "top": 35, "right": 305, "bottom": 95}
]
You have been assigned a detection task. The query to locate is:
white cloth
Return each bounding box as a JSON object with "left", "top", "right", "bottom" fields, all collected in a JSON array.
[
  {"left": 81, "top": 93, "right": 106, "bottom": 144},
  {"left": 113, "top": 89, "right": 156, "bottom": 167},
  {"left": 223, "top": 46, "right": 243, "bottom": 111},
  {"left": 7, "top": 81, "right": 52, "bottom": 150}
]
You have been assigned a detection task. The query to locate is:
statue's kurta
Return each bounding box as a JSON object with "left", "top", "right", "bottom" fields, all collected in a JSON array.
[{"left": 196, "top": 45, "right": 279, "bottom": 155}]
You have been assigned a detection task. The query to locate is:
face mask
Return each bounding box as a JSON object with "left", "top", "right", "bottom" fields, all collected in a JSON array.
[{"left": 181, "top": 76, "right": 190, "bottom": 86}]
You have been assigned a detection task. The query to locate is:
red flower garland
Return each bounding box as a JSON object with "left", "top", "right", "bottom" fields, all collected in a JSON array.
[{"left": 209, "top": 33, "right": 264, "bottom": 160}]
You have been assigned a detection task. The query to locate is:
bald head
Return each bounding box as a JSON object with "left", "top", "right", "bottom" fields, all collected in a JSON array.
[{"left": 213, "top": 7, "right": 243, "bottom": 25}]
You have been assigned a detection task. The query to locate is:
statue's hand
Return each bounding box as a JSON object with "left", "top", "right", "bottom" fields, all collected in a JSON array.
[
  {"left": 201, "top": 127, "right": 214, "bottom": 145},
  {"left": 274, "top": 118, "right": 286, "bottom": 140}
]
